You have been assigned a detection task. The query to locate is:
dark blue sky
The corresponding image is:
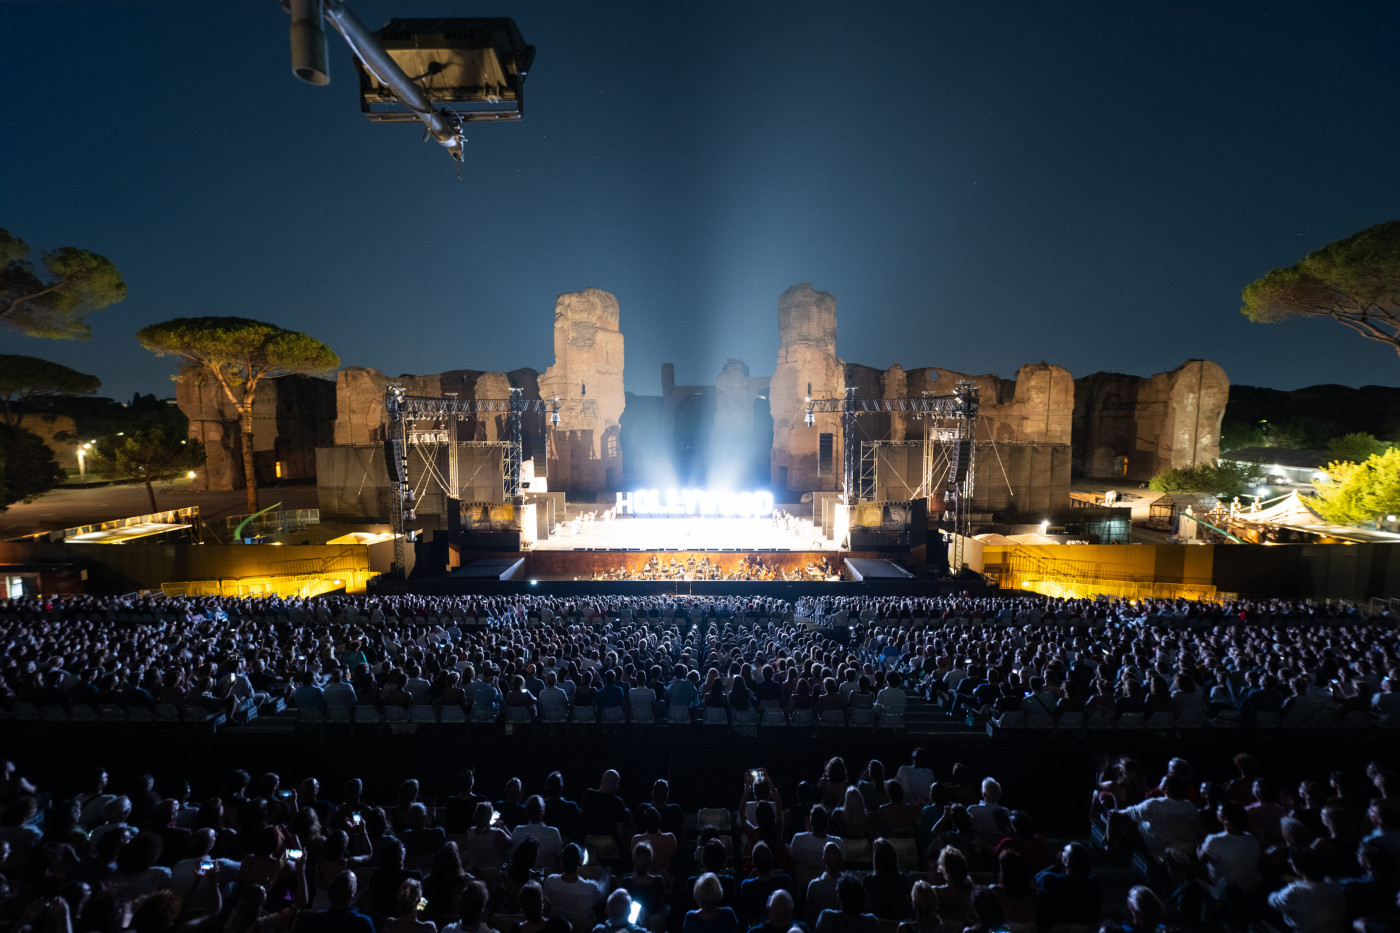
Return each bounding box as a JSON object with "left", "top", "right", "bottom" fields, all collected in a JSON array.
[{"left": 4, "top": 1, "right": 1398, "bottom": 403}]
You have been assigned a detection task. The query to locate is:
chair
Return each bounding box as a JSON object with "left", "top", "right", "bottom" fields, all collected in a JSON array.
[
  {"left": 790, "top": 708, "right": 816, "bottom": 727},
  {"left": 668, "top": 706, "right": 693, "bottom": 725},
  {"left": 988, "top": 710, "right": 1024, "bottom": 735},
  {"left": 876, "top": 710, "right": 906, "bottom": 731},
  {"left": 760, "top": 708, "right": 787, "bottom": 727},
  {"left": 1341, "top": 710, "right": 1374, "bottom": 729},
  {"left": 470, "top": 705, "right": 498, "bottom": 724},
  {"left": 887, "top": 837, "right": 920, "bottom": 871},
  {"left": 440, "top": 705, "right": 468, "bottom": 724},
  {"left": 601, "top": 706, "right": 626, "bottom": 725},
  {"left": 703, "top": 707, "right": 729, "bottom": 725},
  {"left": 819, "top": 708, "right": 847, "bottom": 728},
  {"left": 1085, "top": 709, "right": 1115, "bottom": 730},
  {"left": 631, "top": 705, "right": 656, "bottom": 725},
  {"left": 732, "top": 708, "right": 758, "bottom": 737},
  {"left": 384, "top": 705, "right": 410, "bottom": 724},
  {"left": 1115, "top": 712, "right": 1145, "bottom": 730},
  {"left": 354, "top": 706, "right": 383, "bottom": 726},
  {"left": 154, "top": 704, "right": 182, "bottom": 725},
  {"left": 572, "top": 706, "right": 598, "bottom": 724},
  {"left": 97, "top": 704, "right": 126, "bottom": 723},
  {"left": 410, "top": 705, "right": 439, "bottom": 724},
  {"left": 849, "top": 708, "right": 876, "bottom": 729},
  {"left": 1311, "top": 708, "right": 1340, "bottom": 729},
  {"left": 1056, "top": 711, "right": 1085, "bottom": 733},
  {"left": 38, "top": 704, "right": 68, "bottom": 723},
  {"left": 1145, "top": 711, "right": 1175, "bottom": 730}
]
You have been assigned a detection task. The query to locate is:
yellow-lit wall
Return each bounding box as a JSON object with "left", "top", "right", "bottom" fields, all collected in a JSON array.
[{"left": 979, "top": 543, "right": 1217, "bottom": 600}]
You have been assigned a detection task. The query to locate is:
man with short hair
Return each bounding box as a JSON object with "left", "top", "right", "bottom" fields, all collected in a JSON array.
[
  {"left": 805, "top": 843, "right": 845, "bottom": 925},
  {"left": 512, "top": 795, "right": 564, "bottom": 871},
  {"left": 582, "top": 770, "right": 629, "bottom": 860},
  {"left": 301, "top": 870, "right": 375, "bottom": 933},
  {"left": 1123, "top": 775, "right": 1201, "bottom": 860}
]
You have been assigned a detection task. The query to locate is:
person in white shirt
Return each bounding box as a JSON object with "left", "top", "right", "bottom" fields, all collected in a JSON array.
[
  {"left": 874, "top": 672, "right": 907, "bottom": 720},
  {"left": 1123, "top": 776, "right": 1201, "bottom": 861},
  {"left": 894, "top": 749, "right": 934, "bottom": 807},
  {"left": 543, "top": 844, "right": 607, "bottom": 932},
  {"left": 511, "top": 796, "right": 563, "bottom": 872},
  {"left": 966, "top": 778, "right": 1008, "bottom": 854},
  {"left": 1197, "top": 802, "right": 1260, "bottom": 895},
  {"left": 1267, "top": 846, "right": 1344, "bottom": 933}
]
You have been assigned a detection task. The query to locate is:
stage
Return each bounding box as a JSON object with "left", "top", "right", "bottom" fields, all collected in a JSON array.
[{"left": 532, "top": 510, "right": 838, "bottom": 553}]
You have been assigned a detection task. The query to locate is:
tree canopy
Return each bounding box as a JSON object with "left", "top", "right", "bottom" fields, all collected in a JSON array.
[
  {"left": 1327, "top": 432, "right": 1393, "bottom": 464},
  {"left": 1241, "top": 220, "right": 1400, "bottom": 363},
  {"left": 136, "top": 316, "right": 339, "bottom": 514},
  {"left": 0, "top": 424, "right": 65, "bottom": 511},
  {"left": 1308, "top": 448, "right": 1400, "bottom": 525},
  {"left": 1, "top": 229, "right": 127, "bottom": 339},
  {"left": 0, "top": 355, "right": 101, "bottom": 427},
  {"left": 1148, "top": 461, "right": 1263, "bottom": 499},
  {"left": 88, "top": 428, "right": 206, "bottom": 514}
]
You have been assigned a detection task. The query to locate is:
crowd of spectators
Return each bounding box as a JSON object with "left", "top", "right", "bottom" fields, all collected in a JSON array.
[
  {"left": 0, "top": 594, "right": 1395, "bottom": 731},
  {"left": 2, "top": 744, "right": 1398, "bottom": 933}
]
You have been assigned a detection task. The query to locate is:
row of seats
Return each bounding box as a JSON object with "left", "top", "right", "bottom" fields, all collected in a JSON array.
[
  {"left": 985, "top": 706, "right": 1396, "bottom": 735},
  {"left": 0, "top": 701, "right": 226, "bottom": 729},
  {"left": 294, "top": 703, "right": 908, "bottom": 733}
]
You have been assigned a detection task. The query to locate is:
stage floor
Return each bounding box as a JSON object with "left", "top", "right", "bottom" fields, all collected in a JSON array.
[{"left": 532, "top": 513, "right": 839, "bottom": 552}]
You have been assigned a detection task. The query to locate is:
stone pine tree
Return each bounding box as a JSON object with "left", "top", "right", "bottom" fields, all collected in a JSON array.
[
  {"left": 1, "top": 229, "right": 127, "bottom": 338},
  {"left": 88, "top": 428, "right": 206, "bottom": 514},
  {"left": 1242, "top": 220, "right": 1400, "bottom": 364},
  {"left": 0, "top": 424, "right": 64, "bottom": 511},
  {"left": 0, "top": 355, "right": 101, "bottom": 427},
  {"left": 136, "top": 317, "right": 339, "bottom": 515}
]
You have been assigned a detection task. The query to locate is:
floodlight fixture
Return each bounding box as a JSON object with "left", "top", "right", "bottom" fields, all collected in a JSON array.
[{"left": 283, "top": 0, "right": 534, "bottom": 163}]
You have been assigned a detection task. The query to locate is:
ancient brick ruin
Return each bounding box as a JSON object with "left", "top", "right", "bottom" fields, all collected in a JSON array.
[{"left": 175, "top": 282, "right": 1227, "bottom": 521}]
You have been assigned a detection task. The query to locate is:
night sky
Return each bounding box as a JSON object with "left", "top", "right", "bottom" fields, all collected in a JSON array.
[{"left": 4, "top": 1, "right": 1399, "bottom": 404}]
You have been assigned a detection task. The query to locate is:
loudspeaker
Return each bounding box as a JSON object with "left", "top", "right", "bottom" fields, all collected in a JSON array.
[
  {"left": 446, "top": 498, "right": 461, "bottom": 538},
  {"left": 384, "top": 438, "right": 406, "bottom": 483},
  {"left": 948, "top": 438, "right": 971, "bottom": 483}
]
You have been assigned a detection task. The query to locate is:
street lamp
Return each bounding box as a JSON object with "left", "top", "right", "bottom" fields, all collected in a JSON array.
[{"left": 76, "top": 441, "right": 94, "bottom": 481}]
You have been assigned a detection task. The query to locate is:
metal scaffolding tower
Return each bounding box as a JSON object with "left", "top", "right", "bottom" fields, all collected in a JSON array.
[
  {"left": 803, "top": 382, "right": 979, "bottom": 569},
  {"left": 384, "top": 385, "right": 559, "bottom": 578}
]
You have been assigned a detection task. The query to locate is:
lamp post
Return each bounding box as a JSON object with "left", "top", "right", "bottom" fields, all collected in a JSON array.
[{"left": 76, "top": 441, "right": 93, "bottom": 481}]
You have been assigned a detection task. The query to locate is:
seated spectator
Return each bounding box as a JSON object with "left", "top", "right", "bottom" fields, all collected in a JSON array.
[
  {"left": 685, "top": 872, "right": 740, "bottom": 933},
  {"left": 830, "top": 788, "right": 868, "bottom": 842},
  {"left": 1034, "top": 842, "right": 1102, "bottom": 932},
  {"left": 1267, "top": 846, "right": 1345, "bottom": 933},
  {"left": 387, "top": 878, "right": 438, "bottom": 933},
  {"left": 738, "top": 842, "right": 794, "bottom": 924},
  {"left": 620, "top": 842, "right": 668, "bottom": 923},
  {"left": 930, "top": 846, "right": 975, "bottom": 932},
  {"left": 895, "top": 880, "right": 940, "bottom": 933},
  {"left": 805, "top": 842, "right": 845, "bottom": 926},
  {"left": 876, "top": 782, "right": 919, "bottom": 839},
  {"left": 300, "top": 870, "right": 374, "bottom": 933},
  {"left": 441, "top": 880, "right": 495, "bottom": 933},
  {"left": 423, "top": 842, "right": 469, "bottom": 925},
  {"left": 628, "top": 807, "right": 677, "bottom": 876},
  {"left": 988, "top": 850, "right": 1036, "bottom": 933},
  {"left": 592, "top": 889, "right": 646, "bottom": 933},
  {"left": 967, "top": 778, "right": 1009, "bottom": 855},
  {"left": 544, "top": 843, "right": 608, "bottom": 933},
  {"left": 790, "top": 806, "right": 842, "bottom": 882},
  {"left": 463, "top": 802, "right": 511, "bottom": 874},
  {"left": 861, "top": 838, "right": 912, "bottom": 920},
  {"left": 746, "top": 889, "right": 795, "bottom": 933},
  {"left": 1122, "top": 884, "right": 1166, "bottom": 933},
  {"left": 1198, "top": 801, "right": 1262, "bottom": 898},
  {"left": 814, "top": 873, "right": 880, "bottom": 933},
  {"left": 1122, "top": 775, "right": 1201, "bottom": 862},
  {"left": 512, "top": 796, "right": 564, "bottom": 873}
]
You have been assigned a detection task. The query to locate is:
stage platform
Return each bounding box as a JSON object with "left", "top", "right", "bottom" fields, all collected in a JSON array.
[{"left": 534, "top": 512, "right": 836, "bottom": 552}]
